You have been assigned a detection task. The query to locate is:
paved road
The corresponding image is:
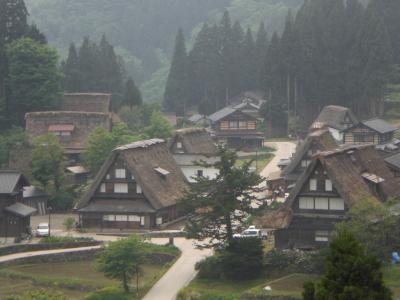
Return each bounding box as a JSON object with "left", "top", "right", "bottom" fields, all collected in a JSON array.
[
  {"left": 260, "top": 141, "right": 296, "bottom": 179},
  {"left": 0, "top": 245, "right": 101, "bottom": 263},
  {"left": 142, "top": 238, "right": 212, "bottom": 300}
]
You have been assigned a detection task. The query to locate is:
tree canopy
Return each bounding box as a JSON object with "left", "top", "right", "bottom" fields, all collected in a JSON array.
[
  {"left": 6, "top": 37, "right": 61, "bottom": 126},
  {"left": 303, "top": 228, "right": 392, "bottom": 300},
  {"left": 83, "top": 123, "right": 142, "bottom": 173},
  {"left": 181, "top": 146, "right": 262, "bottom": 248},
  {"left": 31, "top": 133, "right": 65, "bottom": 192},
  {"left": 96, "top": 235, "right": 147, "bottom": 293}
]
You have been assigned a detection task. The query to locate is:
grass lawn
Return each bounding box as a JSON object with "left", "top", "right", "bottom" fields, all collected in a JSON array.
[
  {"left": 179, "top": 266, "right": 400, "bottom": 299},
  {"left": 236, "top": 152, "right": 274, "bottom": 173},
  {"left": 178, "top": 277, "right": 268, "bottom": 300},
  {"left": 0, "top": 259, "right": 174, "bottom": 299}
]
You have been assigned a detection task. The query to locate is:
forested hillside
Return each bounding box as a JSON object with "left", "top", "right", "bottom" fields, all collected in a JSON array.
[
  {"left": 164, "top": 0, "right": 398, "bottom": 131},
  {"left": 25, "top": 0, "right": 302, "bottom": 101}
]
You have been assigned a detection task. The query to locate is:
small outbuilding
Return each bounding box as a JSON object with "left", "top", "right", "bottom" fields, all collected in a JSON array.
[{"left": 0, "top": 171, "right": 37, "bottom": 237}]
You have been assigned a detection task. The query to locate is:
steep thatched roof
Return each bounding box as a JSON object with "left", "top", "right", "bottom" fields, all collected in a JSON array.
[
  {"left": 286, "top": 144, "right": 400, "bottom": 210},
  {"left": 258, "top": 206, "right": 293, "bottom": 229},
  {"left": 282, "top": 129, "right": 337, "bottom": 177},
  {"left": 169, "top": 128, "right": 217, "bottom": 155},
  {"left": 75, "top": 139, "right": 188, "bottom": 211},
  {"left": 310, "top": 105, "right": 358, "bottom": 131},
  {"left": 62, "top": 93, "right": 111, "bottom": 113}
]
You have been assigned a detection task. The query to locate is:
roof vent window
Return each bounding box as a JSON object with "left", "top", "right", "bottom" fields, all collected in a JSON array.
[{"left": 154, "top": 167, "right": 170, "bottom": 178}]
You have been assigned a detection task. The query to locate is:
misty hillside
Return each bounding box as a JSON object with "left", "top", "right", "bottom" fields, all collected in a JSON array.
[{"left": 26, "top": 0, "right": 303, "bottom": 101}]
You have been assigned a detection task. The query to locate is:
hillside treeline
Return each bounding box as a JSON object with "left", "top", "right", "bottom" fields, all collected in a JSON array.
[{"left": 164, "top": 0, "right": 398, "bottom": 126}]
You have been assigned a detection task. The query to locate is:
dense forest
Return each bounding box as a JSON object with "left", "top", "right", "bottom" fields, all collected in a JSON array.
[
  {"left": 164, "top": 0, "right": 400, "bottom": 129},
  {"left": 25, "top": 0, "right": 303, "bottom": 102}
]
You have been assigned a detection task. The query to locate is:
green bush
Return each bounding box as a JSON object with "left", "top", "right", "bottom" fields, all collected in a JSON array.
[
  {"left": 195, "top": 255, "right": 222, "bottom": 279},
  {"left": 264, "top": 249, "right": 325, "bottom": 274},
  {"left": 39, "top": 236, "right": 94, "bottom": 244},
  {"left": 84, "top": 287, "right": 135, "bottom": 300},
  {"left": 177, "top": 288, "right": 237, "bottom": 300},
  {"left": 219, "top": 238, "right": 264, "bottom": 280},
  {"left": 196, "top": 238, "right": 264, "bottom": 280}
]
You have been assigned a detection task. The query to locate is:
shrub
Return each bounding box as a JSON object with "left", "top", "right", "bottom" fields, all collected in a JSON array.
[
  {"left": 264, "top": 249, "right": 325, "bottom": 274},
  {"left": 219, "top": 238, "right": 264, "bottom": 280},
  {"left": 84, "top": 287, "right": 135, "bottom": 300},
  {"left": 63, "top": 217, "right": 75, "bottom": 232},
  {"left": 195, "top": 255, "right": 222, "bottom": 279}
]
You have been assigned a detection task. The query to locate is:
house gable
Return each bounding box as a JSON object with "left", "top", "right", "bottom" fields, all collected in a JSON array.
[{"left": 76, "top": 139, "right": 188, "bottom": 212}]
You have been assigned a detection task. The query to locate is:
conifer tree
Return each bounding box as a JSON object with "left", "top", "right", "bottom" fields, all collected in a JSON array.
[
  {"left": 303, "top": 229, "right": 392, "bottom": 300},
  {"left": 356, "top": 3, "right": 393, "bottom": 116},
  {"left": 164, "top": 28, "right": 189, "bottom": 115},
  {"left": 255, "top": 22, "right": 268, "bottom": 89},
  {"left": 78, "top": 37, "right": 99, "bottom": 92},
  {"left": 241, "top": 28, "right": 257, "bottom": 91},
  {"left": 63, "top": 43, "right": 81, "bottom": 92},
  {"left": 0, "top": 0, "right": 29, "bottom": 127},
  {"left": 26, "top": 23, "right": 47, "bottom": 44},
  {"left": 123, "top": 77, "right": 142, "bottom": 110}
]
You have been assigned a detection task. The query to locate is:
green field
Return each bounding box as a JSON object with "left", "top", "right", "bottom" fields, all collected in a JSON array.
[
  {"left": 236, "top": 153, "right": 274, "bottom": 173},
  {"left": 178, "top": 266, "right": 400, "bottom": 300},
  {"left": 0, "top": 260, "right": 168, "bottom": 299}
]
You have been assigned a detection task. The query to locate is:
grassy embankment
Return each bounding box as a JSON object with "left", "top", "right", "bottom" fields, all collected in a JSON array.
[{"left": 0, "top": 244, "right": 180, "bottom": 299}]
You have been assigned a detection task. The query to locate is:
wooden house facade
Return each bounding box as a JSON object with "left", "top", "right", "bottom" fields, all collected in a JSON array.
[
  {"left": 343, "top": 118, "right": 397, "bottom": 145},
  {"left": 275, "top": 145, "right": 400, "bottom": 249},
  {"left": 208, "top": 106, "right": 264, "bottom": 149},
  {"left": 169, "top": 128, "right": 219, "bottom": 183},
  {"left": 75, "top": 139, "right": 188, "bottom": 230},
  {"left": 0, "top": 171, "right": 36, "bottom": 237}
]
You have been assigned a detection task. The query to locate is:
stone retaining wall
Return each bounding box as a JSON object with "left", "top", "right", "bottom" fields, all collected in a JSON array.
[
  {"left": 0, "top": 248, "right": 100, "bottom": 268},
  {"left": 0, "top": 241, "right": 102, "bottom": 256}
]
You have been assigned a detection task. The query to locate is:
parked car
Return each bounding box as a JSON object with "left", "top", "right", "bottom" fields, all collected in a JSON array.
[
  {"left": 36, "top": 223, "right": 49, "bottom": 237},
  {"left": 233, "top": 226, "right": 266, "bottom": 239}
]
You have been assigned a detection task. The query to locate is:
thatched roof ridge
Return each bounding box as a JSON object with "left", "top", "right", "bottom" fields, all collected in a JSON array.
[
  {"left": 169, "top": 128, "right": 217, "bottom": 155},
  {"left": 282, "top": 129, "right": 337, "bottom": 176},
  {"left": 75, "top": 139, "right": 188, "bottom": 211},
  {"left": 310, "top": 105, "right": 358, "bottom": 131},
  {"left": 63, "top": 93, "right": 111, "bottom": 113},
  {"left": 285, "top": 144, "right": 400, "bottom": 210},
  {"left": 25, "top": 111, "right": 110, "bottom": 118}
]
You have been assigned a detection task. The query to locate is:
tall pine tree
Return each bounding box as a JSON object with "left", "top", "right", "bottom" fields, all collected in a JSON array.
[
  {"left": 63, "top": 43, "right": 81, "bottom": 92},
  {"left": 123, "top": 77, "right": 142, "bottom": 110},
  {"left": 164, "top": 28, "right": 189, "bottom": 116}
]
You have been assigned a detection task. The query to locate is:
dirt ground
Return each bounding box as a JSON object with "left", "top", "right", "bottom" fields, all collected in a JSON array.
[{"left": 31, "top": 213, "right": 78, "bottom": 231}]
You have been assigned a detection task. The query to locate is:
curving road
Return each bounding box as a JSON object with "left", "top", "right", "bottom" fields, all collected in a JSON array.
[
  {"left": 260, "top": 141, "right": 296, "bottom": 179},
  {"left": 142, "top": 238, "right": 212, "bottom": 300}
]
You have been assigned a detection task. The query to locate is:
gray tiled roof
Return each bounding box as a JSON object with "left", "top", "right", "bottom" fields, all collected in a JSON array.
[
  {"left": 385, "top": 153, "right": 400, "bottom": 170},
  {"left": 208, "top": 107, "right": 236, "bottom": 123},
  {"left": 0, "top": 171, "right": 24, "bottom": 194},
  {"left": 5, "top": 202, "right": 36, "bottom": 217},
  {"left": 362, "top": 118, "right": 398, "bottom": 134},
  {"left": 23, "top": 186, "right": 48, "bottom": 198}
]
